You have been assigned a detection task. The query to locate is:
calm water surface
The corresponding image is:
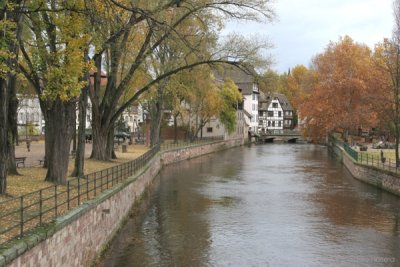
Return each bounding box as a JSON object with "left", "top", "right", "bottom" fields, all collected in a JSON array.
[{"left": 100, "top": 144, "right": 400, "bottom": 267}]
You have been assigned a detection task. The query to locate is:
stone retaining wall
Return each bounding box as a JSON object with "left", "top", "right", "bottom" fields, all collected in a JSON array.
[
  {"left": 161, "top": 138, "right": 243, "bottom": 165},
  {"left": 1, "top": 139, "right": 242, "bottom": 267},
  {"left": 330, "top": 142, "right": 400, "bottom": 197}
]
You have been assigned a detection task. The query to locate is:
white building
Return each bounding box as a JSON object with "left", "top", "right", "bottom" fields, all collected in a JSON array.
[
  {"left": 211, "top": 65, "right": 259, "bottom": 136},
  {"left": 258, "top": 92, "right": 294, "bottom": 134},
  {"left": 17, "top": 96, "right": 45, "bottom": 135},
  {"left": 121, "top": 104, "right": 144, "bottom": 134}
]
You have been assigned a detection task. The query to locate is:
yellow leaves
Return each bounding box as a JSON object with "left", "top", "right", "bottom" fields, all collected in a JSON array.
[{"left": 42, "top": 66, "right": 87, "bottom": 101}]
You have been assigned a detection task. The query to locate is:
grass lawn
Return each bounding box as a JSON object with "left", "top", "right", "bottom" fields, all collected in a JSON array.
[
  {"left": 359, "top": 149, "right": 397, "bottom": 161},
  {"left": 2, "top": 144, "right": 149, "bottom": 202}
]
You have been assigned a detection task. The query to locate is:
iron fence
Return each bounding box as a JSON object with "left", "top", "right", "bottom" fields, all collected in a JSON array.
[
  {"left": 330, "top": 135, "right": 400, "bottom": 174},
  {"left": 0, "top": 144, "right": 160, "bottom": 245},
  {"left": 343, "top": 143, "right": 358, "bottom": 161},
  {"left": 160, "top": 136, "right": 224, "bottom": 150}
]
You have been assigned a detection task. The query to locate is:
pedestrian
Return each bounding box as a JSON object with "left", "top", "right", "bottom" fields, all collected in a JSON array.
[
  {"left": 26, "top": 138, "right": 31, "bottom": 152},
  {"left": 381, "top": 150, "right": 386, "bottom": 164}
]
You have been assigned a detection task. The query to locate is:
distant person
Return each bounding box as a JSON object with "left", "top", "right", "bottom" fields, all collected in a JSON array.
[
  {"left": 381, "top": 150, "right": 386, "bottom": 164},
  {"left": 26, "top": 138, "right": 31, "bottom": 152}
]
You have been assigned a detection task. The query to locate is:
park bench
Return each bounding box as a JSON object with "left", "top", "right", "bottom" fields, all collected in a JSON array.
[
  {"left": 15, "top": 157, "right": 27, "bottom": 168},
  {"left": 135, "top": 138, "right": 145, "bottom": 145}
]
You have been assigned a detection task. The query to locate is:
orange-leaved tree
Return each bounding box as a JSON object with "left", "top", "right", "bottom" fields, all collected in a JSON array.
[{"left": 299, "top": 36, "right": 377, "bottom": 142}]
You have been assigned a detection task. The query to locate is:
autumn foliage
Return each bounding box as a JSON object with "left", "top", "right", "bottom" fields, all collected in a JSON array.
[{"left": 297, "top": 36, "right": 384, "bottom": 141}]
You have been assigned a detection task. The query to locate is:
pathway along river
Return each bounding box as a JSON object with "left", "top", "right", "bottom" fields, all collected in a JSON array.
[{"left": 99, "top": 144, "right": 400, "bottom": 267}]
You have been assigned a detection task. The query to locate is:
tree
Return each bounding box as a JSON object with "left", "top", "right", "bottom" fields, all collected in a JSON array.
[
  {"left": 18, "top": 1, "right": 90, "bottom": 184},
  {"left": 218, "top": 79, "right": 243, "bottom": 134},
  {"left": 0, "top": 0, "right": 24, "bottom": 193},
  {"left": 87, "top": 0, "right": 274, "bottom": 160},
  {"left": 299, "top": 36, "right": 376, "bottom": 141},
  {"left": 283, "top": 65, "right": 315, "bottom": 108},
  {"left": 372, "top": 0, "right": 400, "bottom": 166},
  {"left": 258, "top": 69, "right": 280, "bottom": 93}
]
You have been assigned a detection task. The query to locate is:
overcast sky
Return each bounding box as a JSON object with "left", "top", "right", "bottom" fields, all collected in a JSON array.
[{"left": 223, "top": 0, "right": 394, "bottom": 73}]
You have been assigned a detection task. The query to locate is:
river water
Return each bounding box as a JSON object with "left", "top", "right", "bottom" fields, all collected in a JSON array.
[{"left": 99, "top": 144, "right": 400, "bottom": 267}]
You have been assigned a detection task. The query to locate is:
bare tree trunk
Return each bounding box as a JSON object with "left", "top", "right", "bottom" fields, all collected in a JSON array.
[
  {"left": 0, "top": 78, "right": 9, "bottom": 194},
  {"left": 91, "top": 117, "right": 112, "bottom": 160},
  {"left": 71, "top": 79, "right": 89, "bottom": 177},
  {"left": 44, "top": 100, "right": 76, "bottom": 184},
  {"left": 106, "top": 126, "right": 116, "bottom": 160},
  {"left": 7, "top": 75, "right": 18, "bottom": 175}
]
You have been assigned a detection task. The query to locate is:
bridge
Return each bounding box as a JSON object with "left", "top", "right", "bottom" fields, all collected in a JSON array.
[{"left": 257, "top": 130, "right": 305, "bottom": 143}]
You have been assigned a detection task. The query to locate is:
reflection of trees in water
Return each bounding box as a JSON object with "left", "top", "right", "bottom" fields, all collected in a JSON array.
[{"left": 306, "top": 157, "right": 400, "bottom": 235}]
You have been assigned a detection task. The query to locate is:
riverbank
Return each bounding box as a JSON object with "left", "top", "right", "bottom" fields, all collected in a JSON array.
[
  {"left": 97, "top": 144, "right": 400, "bottom": 266},
  {"left": 329, "top": 137, "right": 400, "bottom": 197},
  {"left": 1, "top": 138, "right": 243, "bottom": 267}
]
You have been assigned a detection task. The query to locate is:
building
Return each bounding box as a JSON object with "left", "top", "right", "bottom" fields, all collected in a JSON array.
[
  {"left": 17, "top": 96, "right": 45, "bottom": 136},
  {"left": 258, "top": 92, "right": 294, "bottom": 134},
  {"left": 120, "top": 103, "right": 144, "bottom": 136},
  {"left": 206, "top": 65, "right": 259, "bottom": 137},
  {"left": 216, "top": 66, "right": 259, "bottom": 134},
  {"left": 197, "top": 66, "right": 260, "bottom": 140}
]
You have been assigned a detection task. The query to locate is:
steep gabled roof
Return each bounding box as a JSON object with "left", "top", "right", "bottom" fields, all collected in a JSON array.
[
  {"left": 259, "top": 92, "right": 293, "bottom": 111},
  {"left": 214, "top": 65, "right": 257, "bottom": 95}
]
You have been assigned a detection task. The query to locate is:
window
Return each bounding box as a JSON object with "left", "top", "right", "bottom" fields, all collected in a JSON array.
[
  {"left": 207, "top": 127, "right": 213, "bottom": 133},
  {"left": 272, "top": 103, "right": 278, "bottom": 108},
  {"left": 268, "top": 111, "right": 273, "bottom": 117},
  {"left": 272, "top": 121, "right": 275, "bottom": 127},
  {"left": 268, "top": 121, "right": 271, "bottom": 127},
  {"left": 252, "top": 94, "right": 255, "bottom": 100},
  {"left": 278, "top": 111, "right": 282, "bottom": 117},
  {"left": 278, "top": 121, "right": 281, "bottom": 127}
]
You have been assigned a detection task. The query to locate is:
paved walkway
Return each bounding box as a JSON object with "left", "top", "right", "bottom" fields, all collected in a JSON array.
[{"left": 15, "top": 140, "right": 93, "bottom": 167}]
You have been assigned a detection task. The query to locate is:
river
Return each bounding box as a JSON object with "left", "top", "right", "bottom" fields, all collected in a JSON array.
[{"left": 99, "top": 144, "right": 400, "bottom": 267}]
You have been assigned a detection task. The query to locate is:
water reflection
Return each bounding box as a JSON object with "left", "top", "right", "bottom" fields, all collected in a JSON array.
[{"left": 100, "top": 144, "right": 400, "bottom": 267}]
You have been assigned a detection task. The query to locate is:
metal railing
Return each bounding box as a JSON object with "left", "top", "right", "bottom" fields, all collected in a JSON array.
[
  {"left": 343, "top": 143, "right": 358, "bottom": 161},
  {"left": 260, "top": 129, "right": 301, "bottom": 136},
  {"left": 160, "top": 136, "right": 224, "bottom": 150},
  {"left": 330, "top": 135, "right": 400, "bottom": 174},
  {"left": 0, "top": 144, "right": 160, "bottom": 245}
]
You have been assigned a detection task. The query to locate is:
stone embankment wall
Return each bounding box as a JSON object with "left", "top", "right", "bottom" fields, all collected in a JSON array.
[
  {"left": 330, "top": 142, "right": 400, "bottom": 197},
  {"left": 2, "top": 138, "right": 243, "bottom": 267}
]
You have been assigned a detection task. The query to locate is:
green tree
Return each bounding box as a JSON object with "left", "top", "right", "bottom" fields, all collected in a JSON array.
[
  {"left": 87, "top": 0, "right": 274, "bottom": 160},
  {"left": 0, "top": 0, "right": 24, "bottom": 193},
  {"left": 18, "top": 1, "right": 90, "bottom": 184}
]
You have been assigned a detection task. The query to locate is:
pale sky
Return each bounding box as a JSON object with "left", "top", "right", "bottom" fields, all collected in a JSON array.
[{"left": 223, "top": 0, "right": 394, "bottom": 73}]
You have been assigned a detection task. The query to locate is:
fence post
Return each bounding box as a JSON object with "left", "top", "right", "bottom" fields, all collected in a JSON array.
[
  {"left": 55, "top": 185, "right": 58, "bottom": 217},
  {"left": 20, "top": 196, "right": 24, "bottom": 237},
  {"left": 106, "top": 170, "right": 109, "bottom": 189},
  {"left": 94, "top": 175, "right": 97, "bottom": 197},
  {"left": 86, "top": 176, "right": 89, "bottom": 200},
  {"left": 78, "top": 177, "right": 81, "bottom": 205},
  {"left": 67, "top": 181, "right": 70, "bottom": 210},
  {"left": 39, "top": 189, "right": 43, "bottom": 225}
]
